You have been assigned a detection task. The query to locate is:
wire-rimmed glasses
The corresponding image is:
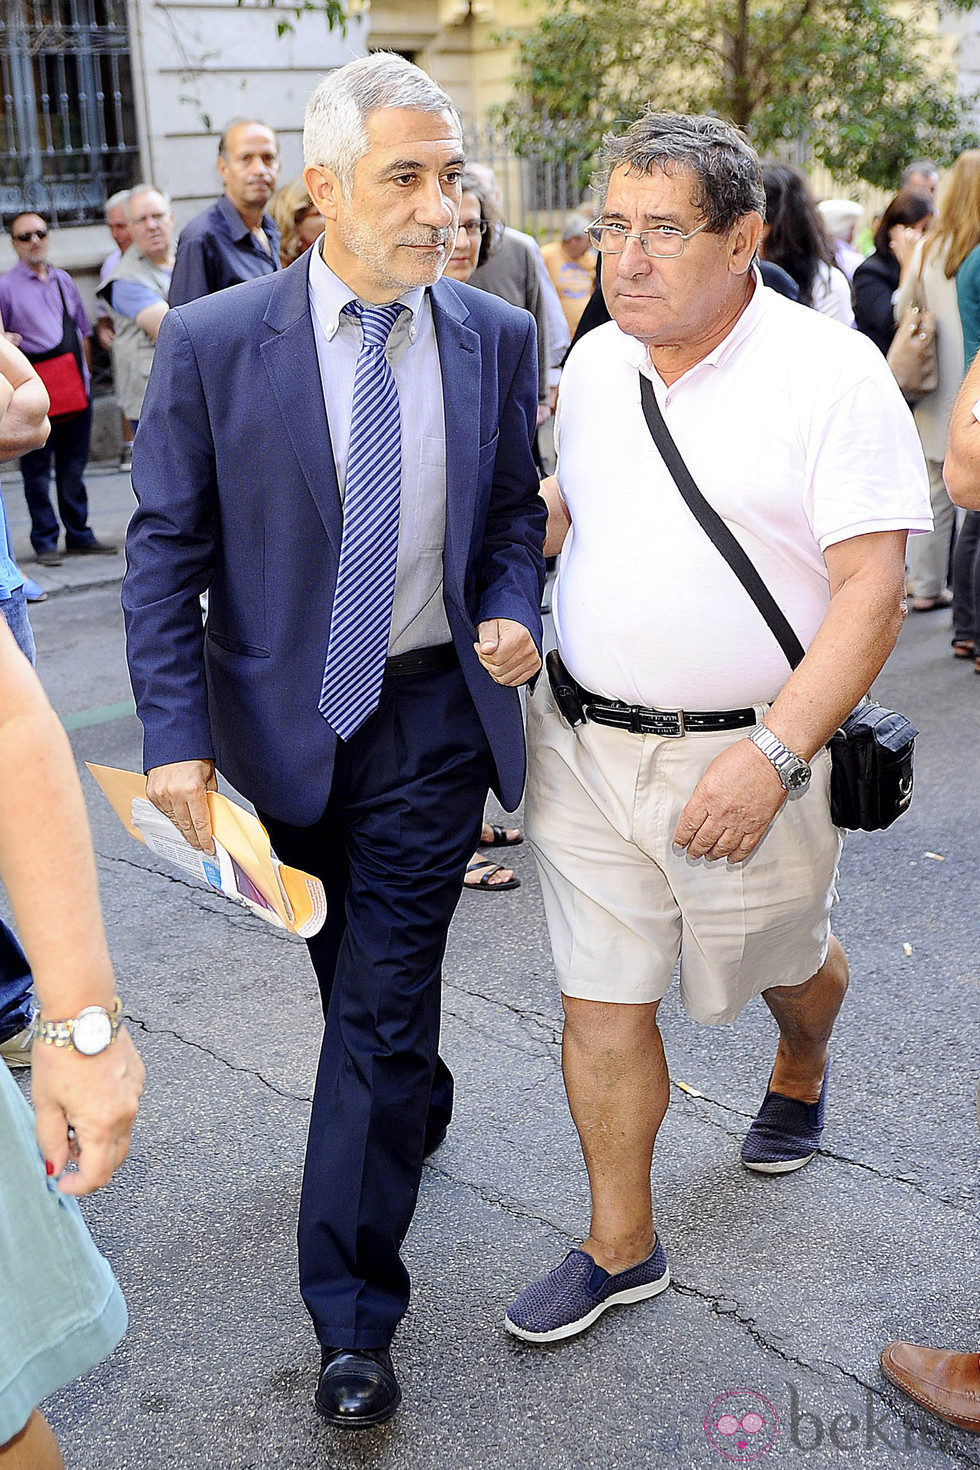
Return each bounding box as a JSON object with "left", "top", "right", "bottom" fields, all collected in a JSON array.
[{"left": 587, "top": 219, "right": 706, "bottom": 258}]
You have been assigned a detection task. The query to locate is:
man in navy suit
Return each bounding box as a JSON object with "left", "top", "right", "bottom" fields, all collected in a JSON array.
[{"left": 123, "top": 54, "right": 545, "bottom": 1427}]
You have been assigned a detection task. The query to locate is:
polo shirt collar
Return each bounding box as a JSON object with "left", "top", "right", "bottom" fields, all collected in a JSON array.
[
  {"left": 11, "top": 259, "right": 50, "bottom": 284},
  {"left": 308, "top": 243, "right": 425, "bottom": 344},
  {"left": 214, "top": 192, "right": 275, "bottom": 246},
  {"left": 624, "top": 265, "right": 767, "bottom": 380}
]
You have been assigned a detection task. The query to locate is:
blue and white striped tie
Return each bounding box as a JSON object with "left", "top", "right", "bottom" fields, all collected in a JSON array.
[{"left": 319, "top": 299, "right": 404, "bottom": 740}]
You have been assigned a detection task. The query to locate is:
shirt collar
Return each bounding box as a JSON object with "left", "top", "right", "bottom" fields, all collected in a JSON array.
[
  {"left": 11, "top": 259, "right": 51, "bottom": 284},
  {"left": 308, "top": 242, "right": 425, "bottom": 344},
  {"left": 214, "top": 193, "right": 277, "bottom": 247}
]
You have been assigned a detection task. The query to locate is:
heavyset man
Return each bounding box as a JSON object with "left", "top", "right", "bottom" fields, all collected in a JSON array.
[
  {"left": 506, "top": 112, "right": 932, "bottom": 1343},
  {"left": 124, "top": 53, "right": 544, "bottom": 1428}
]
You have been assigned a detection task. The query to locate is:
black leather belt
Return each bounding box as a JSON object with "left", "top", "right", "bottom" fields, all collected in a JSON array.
[
  {"left": 581, "top": 687, "right": 758, "bottom": 737},
  {"left": 384, "top": 642, "right": 457, "bottom": 678}
]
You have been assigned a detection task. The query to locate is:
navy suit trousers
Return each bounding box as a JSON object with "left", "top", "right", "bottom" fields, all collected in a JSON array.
[{"left": 258, "top": 659, "right": 493, "bottom": 1348}]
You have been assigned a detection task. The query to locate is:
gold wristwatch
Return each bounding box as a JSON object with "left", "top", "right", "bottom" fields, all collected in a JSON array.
[{"left": 34, "top": 997, "right": 123, "bottom": 1056}]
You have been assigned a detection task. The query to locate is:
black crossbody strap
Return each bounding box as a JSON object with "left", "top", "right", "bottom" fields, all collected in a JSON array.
[{"left": 638, "top": 372, "right": 807, "bottom": 672}]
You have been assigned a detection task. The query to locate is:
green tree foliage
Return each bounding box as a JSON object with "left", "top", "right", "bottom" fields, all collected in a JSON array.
[{"left": 495, "top": 0, "right": 978, "bottom": 187}]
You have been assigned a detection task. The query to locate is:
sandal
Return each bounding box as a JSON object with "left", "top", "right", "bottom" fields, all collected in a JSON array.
[
  {"left": 953, "top": 638, "right": 976, "bottom": 659},
  {"left": 464, "top": 857, "right": 521, "bottom": 892},
  {"left": 482, "top": 824, "right": 524, "bottom": 848}
]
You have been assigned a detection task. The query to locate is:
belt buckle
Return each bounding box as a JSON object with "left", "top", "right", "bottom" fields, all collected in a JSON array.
[{"left": 651, "top": 707, "right": 685, "bottom": 738}]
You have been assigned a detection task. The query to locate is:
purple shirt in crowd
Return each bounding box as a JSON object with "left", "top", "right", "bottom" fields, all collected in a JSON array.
[{"left": 0, "top": 260, "right": 93, "bottom": 391}]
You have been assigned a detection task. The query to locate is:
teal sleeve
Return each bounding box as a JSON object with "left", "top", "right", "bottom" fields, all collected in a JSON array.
[{"left": 956, "top": 247, "right": 980, "bottom": 372}]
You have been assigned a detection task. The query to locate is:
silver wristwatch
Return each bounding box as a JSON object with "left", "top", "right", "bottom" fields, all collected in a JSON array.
[
  {"left": 34, "top": 997, "right": 122, "bottom": 1056},
  {"left": 746, "top": 724, "right": 811, "bottom": 793}
]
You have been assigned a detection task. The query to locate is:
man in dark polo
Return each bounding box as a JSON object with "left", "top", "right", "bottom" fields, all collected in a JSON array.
[{"left": 168, "top": 119, "right": 281, "bottom": 306}]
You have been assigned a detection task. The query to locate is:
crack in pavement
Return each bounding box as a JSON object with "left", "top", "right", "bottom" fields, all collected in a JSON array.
[
  {"left": 126, "top": 1015, "right": 312, "bottom": 1105},
  {"left": 96, "top": 850, "right": 288, "bottom": 938},
  {"left": 424, "top": 1160, "right": 577, "bottom": 1241},
  {"left": 442, "top": 1004, "right": 556, "bottom": 1065},
  {"left": 674, "top": 1086, "right": 980, "bottom": 1220},
  {"left": 442, "top": 976, "right": 563, "bottom": 1049},
  {"left": 673, "top": 1278, "right": 980, "bottom": 1467},
  {"left": 428, "top": 1164, "right": 980, "bottom": 1468}
]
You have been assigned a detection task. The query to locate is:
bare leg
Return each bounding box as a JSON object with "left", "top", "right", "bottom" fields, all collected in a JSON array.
[
  {"left": 561, "top": 996, "right": 668, "bottom": 1273},
  {"left": 762, "top": 935, "right": 849, "bottom": 1103},
  {"left": 0, "top": 1411, "right": 63, "bottom": 1470}
]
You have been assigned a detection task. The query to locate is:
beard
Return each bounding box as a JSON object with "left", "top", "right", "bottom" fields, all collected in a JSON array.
[{"left": 336, "top": 211, "right": 450, "bottom": 291}]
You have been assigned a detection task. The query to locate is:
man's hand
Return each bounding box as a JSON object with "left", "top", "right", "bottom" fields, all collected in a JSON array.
[
  {"left": 536, "top": 402, "right": 551, "bottom": 428},
  {"left": 145, "top": 758, "right": 217, "bottom": 853},
  {"left": 95, "top": 317, "right": 115, "bottom": 352},
  {"left": 32, "top": 1027, "right": 145, "bottom": 1196},
  {"left": 673, "top": 739, "right": 786, "bottom": 863},
  {"left": 474, "top": 619, "right": 541, "bottom": 687}
]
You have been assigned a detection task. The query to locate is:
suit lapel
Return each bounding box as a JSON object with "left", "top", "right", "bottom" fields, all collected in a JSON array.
[
  {"left": 431, "top": 280, "right": 481, "bottom": 596},
  {"left": 260, "top": 251, "right": 342, "bottom": 556}
]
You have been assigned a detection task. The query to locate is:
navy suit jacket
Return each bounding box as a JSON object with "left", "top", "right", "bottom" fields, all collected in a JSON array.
[{"left": 123, "top": 249, "right": 546, "bottom": 827}]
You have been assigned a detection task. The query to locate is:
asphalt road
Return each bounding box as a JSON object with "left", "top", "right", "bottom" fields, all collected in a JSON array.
[{"left": 7, "top": 582, "right": 980, "bottom": 1470}]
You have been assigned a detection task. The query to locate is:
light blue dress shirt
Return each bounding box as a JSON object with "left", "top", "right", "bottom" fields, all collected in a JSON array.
[
  {"left": 307, "top": 245, "right": 451, "bottom": 656},
  {"left": 0, "top": 496, "right": 23, "bottom": 600}
]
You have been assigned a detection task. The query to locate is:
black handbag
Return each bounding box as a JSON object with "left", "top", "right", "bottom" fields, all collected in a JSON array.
[{"left": 637, "top": 373, "right": 917, "bottom": 831}]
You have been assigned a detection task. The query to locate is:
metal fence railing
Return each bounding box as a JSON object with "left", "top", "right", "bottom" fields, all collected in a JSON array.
[
  {"left": 462, "top": 123, "right": 596, "bottom": 240},
  {"left": 0, "top": 0, "right": 139, "bottom": 226}
]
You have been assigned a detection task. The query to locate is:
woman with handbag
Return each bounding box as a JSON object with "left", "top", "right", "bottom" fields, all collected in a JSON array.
[
  {"left": 892, "top": 154, "right": 980, "bottom": 615},
  {"left": 852, "top": 189, "right": 934, "bottom": 357}
]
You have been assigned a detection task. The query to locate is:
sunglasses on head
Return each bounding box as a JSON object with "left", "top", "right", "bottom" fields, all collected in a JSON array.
[{"left": 14, "top": 228, "right": 47, "bottom": 242}]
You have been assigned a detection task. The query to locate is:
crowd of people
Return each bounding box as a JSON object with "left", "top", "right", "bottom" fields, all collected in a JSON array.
[{"left": 0, "top": 49, "right": 977, "bottom": 1460}]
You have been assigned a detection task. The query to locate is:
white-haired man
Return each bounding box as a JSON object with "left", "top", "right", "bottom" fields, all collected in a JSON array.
[
  {"left": 505, "top": 111, "right": 932, "bottom": 1344},
  {"left": 97, "top": 187, "right": 174, "bottom": 430},
  {"left": 123, "top": 54, "right": 545, "bottom": 1425}
]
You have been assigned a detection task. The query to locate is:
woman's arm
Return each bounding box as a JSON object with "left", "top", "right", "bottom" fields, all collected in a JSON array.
[
  {"left": 0, "top": 334, "right": 49, "bottom": 458},
  {"left": 0, "top": 619, "right": 144, "bottom": 1192}
]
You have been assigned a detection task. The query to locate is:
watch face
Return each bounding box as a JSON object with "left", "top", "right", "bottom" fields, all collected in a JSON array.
[
  {"left": 785, "top": 763, "right": 811, "bottom": 792},
  {"left": 73, "top": 1009, "right": 112, "bottom": 1056}
]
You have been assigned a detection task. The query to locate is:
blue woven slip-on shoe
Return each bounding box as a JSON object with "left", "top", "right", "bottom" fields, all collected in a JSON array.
[
  {"left": 741, "top": 1062, "right": 830, "bottom": 1174},
  {"left": 504, "top": 1241, "right": 670, "bottom": 1343}
]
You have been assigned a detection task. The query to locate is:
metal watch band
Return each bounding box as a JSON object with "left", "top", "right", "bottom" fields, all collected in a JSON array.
[
  {"left": 747, "top": 723, "right": 810, "bottom": 790},
  {"left": 34, "top": 996, "right": 123, "bottom": 1050}
]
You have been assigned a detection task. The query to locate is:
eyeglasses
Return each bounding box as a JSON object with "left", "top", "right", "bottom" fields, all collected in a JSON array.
[
  {"left": 587, "top": 219, "right": 706, "bottom": 258},
  {"left": 14, "top": 228, "right": 47, "bottom": 243},
  {"left": 457, "top": 218, "right": 488, "bottom": 238}
]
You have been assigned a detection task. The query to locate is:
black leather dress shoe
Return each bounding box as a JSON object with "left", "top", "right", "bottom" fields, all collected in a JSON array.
[{"left": 315, "top": 1347, "right": 401, "bottom": 1428}]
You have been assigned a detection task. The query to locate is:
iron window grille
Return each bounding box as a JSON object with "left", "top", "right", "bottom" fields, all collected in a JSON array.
[{"left": 1, "top": 0, "right": 139, "bottom": 226}]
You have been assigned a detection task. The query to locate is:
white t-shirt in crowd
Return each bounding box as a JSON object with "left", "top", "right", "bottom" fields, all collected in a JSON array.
[
  {"left": 553, "top": 277, "right": 931, "bottom": 711},
  {"left": 810, "top": 260, "right": 855, "bottom": 325}
]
